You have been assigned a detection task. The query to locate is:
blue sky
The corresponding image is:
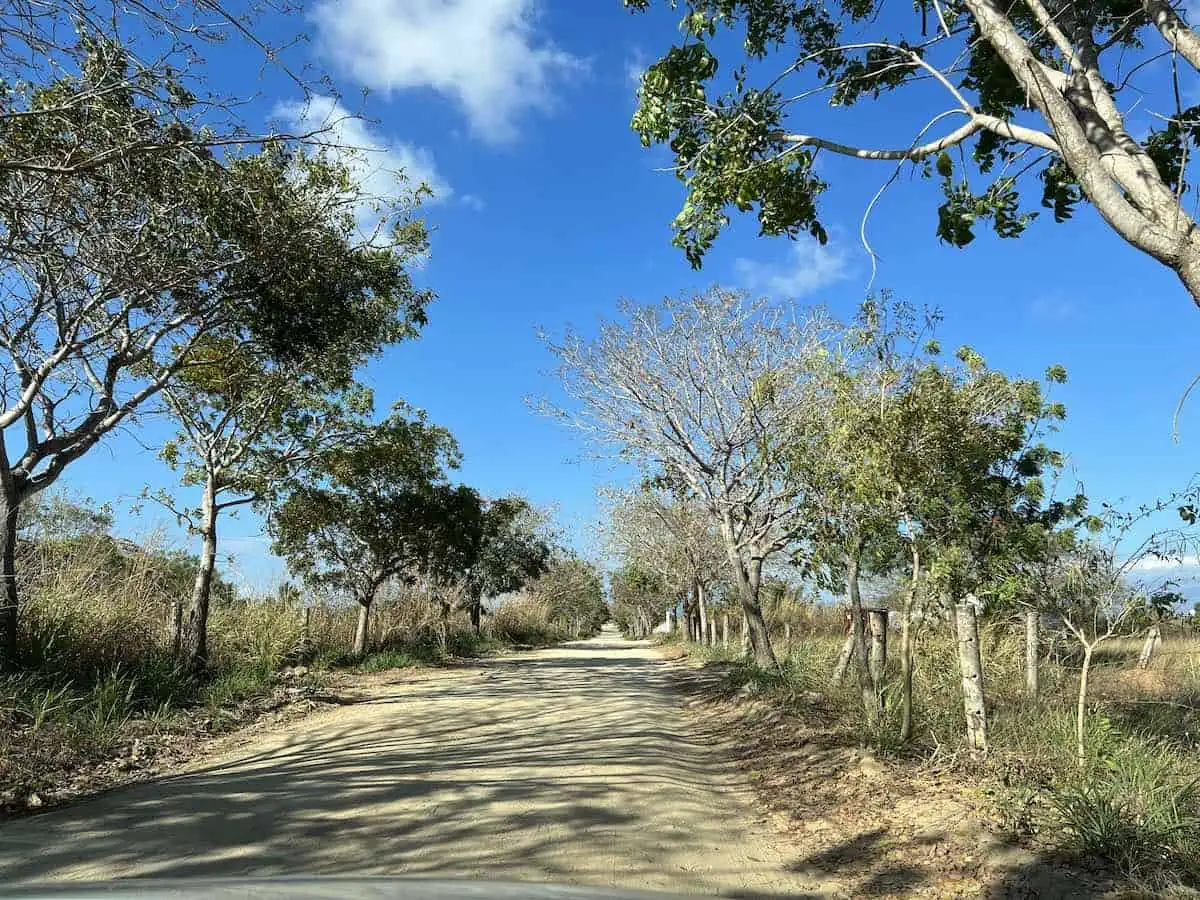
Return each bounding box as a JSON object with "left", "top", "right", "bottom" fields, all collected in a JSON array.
[{"left": 61, "top": 1, "right": 1200, "bottom": 594}]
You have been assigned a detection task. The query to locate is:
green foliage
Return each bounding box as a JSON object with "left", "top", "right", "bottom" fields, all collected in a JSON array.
[
  {"left": 527, "top": 558, "right": 608, "bottom": 638},
  {"left": 623, "top": 0, "right": 1164, "bottom": 266},
  {"left": 1053, "top": 750, "right": 1200, "bottom": 886},
  {"left": 269, "top": 408, "right": 464, "bottom": 607}
]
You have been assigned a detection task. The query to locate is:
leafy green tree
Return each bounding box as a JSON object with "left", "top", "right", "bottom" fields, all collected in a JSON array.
[
  {"left": 625, "top": 0, "right": 1200, "bottom": 305},
  {"left": 529, "top": 559, "right": 608, "bottom": 638},
  {"left": 461, "top": 498, "right": 552, "bottom": 632},
  {"left": 611, "top": 564, "right": 666, "bottom": 638},
  {"left": 268, "top": 410, "right": 461, "bottom": 657},
  {"left": 155, "top": 141, "right": 432, "bottom": 672},
  {"left": 0, "top": 52, "right": 430, "bottom": 668}
]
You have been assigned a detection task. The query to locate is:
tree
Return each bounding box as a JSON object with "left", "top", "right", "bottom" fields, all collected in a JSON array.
[
  {"left": 268, "top": 410, "right": 461, "bottom": 657},
  {"left": 625, "top": 0, "right": 1200, "bottom": 306},
  {"left": 611, "top": 564, "right": 667, "bottom": 638},
  {"left": 1011, "top": 492, "right": 1198, "bottom": 766},
  {"left": 0, "top": 54, "right": 433, "bottom": 667},
  {"left": 908, "top": 348, "right": 1077, "bottom": 758},
  {"left": 603, "top": 485, "right": 725, "bottom": 644},
  {"left": 541, "top": 287, "right": 831, "bottom": 667},
  {"left": 528, "top": 558, "right": 608, "bottom": 638},
  {"left": 460, "top": 498, "right": 552, "bottom": 632},
  {"left": 0, "top": 0, "right": 324, "bottom": 178},
  {"left": 155, "top": 143, "right": 432, "bottom": 672}
]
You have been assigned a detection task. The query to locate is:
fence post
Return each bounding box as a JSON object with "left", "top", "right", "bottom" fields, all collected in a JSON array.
[
  {"left": 868, "top": 608, "right": 889, "bottom": 687},
  {"left": 1138, "top": 624, "right": 1162, "bottom": 669},
  {"left": 1024, "top": 609, "right": 1039, "bottom": 698}
]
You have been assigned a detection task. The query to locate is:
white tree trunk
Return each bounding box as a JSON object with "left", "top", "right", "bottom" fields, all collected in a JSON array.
[
  {"left": 353, "top": 601, "right": 371, "bottom": 657},
  {"left": 831, "top": 632, "right": 854, "bottom": 685},
  {"left": 721, "top": 613, "right": 729, "bottom": 649},
  {"left": 955, "top": 600, "right": 988, "bottom": 759}
]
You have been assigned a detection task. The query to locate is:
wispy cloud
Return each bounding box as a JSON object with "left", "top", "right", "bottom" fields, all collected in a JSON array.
[
  {"left": 460, "top": 193, "right": 486, "bottom": 212},
  {"left": 1030, "top": 294, "right": 1078, "bottom": 323},
  {"left": 624, "top": 50, "right": 648, "bottom": 90},
  {"left": 311, "top": 0, "right": 584, "bottom": 143},
  {"left": 1131, "top": 554, "right": 1200, "bottom": 572},
  {"left": 734, "top": 236, "right": 852, "bottom": 298}
]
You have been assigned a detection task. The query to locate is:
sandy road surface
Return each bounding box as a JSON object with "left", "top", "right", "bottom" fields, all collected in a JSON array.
[{"left": 0, "top": 629, "right": 837, "bottom": 897}]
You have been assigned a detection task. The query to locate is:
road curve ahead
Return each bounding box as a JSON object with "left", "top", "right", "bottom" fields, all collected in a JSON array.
[{"left": 0, "top": 628, "right": 834, "bottom": 897}]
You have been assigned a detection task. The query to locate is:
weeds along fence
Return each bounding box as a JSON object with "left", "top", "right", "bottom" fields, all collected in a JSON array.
[{"left": 673, "top": 614, "right": 1200, "bottom": 887}]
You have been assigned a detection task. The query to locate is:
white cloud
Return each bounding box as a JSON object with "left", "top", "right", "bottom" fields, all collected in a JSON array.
[
  {"left": 625, "top": 50, "right": 648, "bottom": 89},
  {"left": 311, "top": 0, "right": 583, "bottom": 143},
  {"left": 1131, "top": 554, "right": 1200, "bottom": 572},
  {"left": 734, "top": 236, "right": 852, "bottom": 298},
  {"left": 1030, "top": 294, "right": 1077, "bottom": 322},
  {"left": 460, "top": 193, "right": 486, "bottom": 212},
  {"left": 276, "top": 94, "right": 450, "bottom": 237}
]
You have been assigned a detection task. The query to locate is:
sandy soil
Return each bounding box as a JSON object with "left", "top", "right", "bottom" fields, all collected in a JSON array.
[{"left": 0, "top": 629, "right": 844, "bottom": 897}]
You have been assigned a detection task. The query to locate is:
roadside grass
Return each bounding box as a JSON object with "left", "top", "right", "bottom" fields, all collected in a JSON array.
[
  {"left": 669, "top": 623, "right": 1200, "bottom": 890},
  {"left": 1, "top": 555, "right": 568, "bottom": 812}
]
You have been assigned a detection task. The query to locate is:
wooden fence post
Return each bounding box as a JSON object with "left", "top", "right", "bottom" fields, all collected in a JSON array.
[
  {"left": 1138, "top": 624, "right": 1162, "bottom": 669},
  {"left": 868, "top": 608, "right": 888, "bottom": 687},
  {"left": 1024, "top": 609, "right": 1039, "bottom": 698}
]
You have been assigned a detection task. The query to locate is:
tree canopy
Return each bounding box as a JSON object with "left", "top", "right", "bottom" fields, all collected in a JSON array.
[{"left": 625, "top": 0, "right": 1200, "bottom": 305}]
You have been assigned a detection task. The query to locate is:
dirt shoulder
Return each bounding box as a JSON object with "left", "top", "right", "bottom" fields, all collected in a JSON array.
[{"left": 666, "top": 654, "right": 1120, "bottom": 899}]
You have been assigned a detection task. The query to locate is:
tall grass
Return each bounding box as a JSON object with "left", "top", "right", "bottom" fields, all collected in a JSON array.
[
  {"left": 673, "top": 616, "right": 1200, "bottom": 887},
  {"left": 1, "top": 535, "right": 562, "bottom": 805}
]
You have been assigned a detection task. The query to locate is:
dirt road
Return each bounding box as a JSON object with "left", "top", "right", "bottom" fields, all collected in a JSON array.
[{"left": 0, "top": 629, "right": 838, "bottom": 897}]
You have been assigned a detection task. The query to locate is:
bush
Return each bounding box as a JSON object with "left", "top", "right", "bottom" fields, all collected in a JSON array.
[
  {"left": 1053, "top": 745, "right": 1200, "bottom": 887},
  {"left": 488, "top": 595, "right": 567, "bottom": 646}
]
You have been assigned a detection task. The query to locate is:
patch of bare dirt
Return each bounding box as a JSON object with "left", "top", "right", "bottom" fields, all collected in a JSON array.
[{"left": 667, "top": 656, "right": 1119, "bottom": 899}]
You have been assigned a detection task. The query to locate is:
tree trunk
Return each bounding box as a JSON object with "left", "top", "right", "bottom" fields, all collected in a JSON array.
[
  {"left": 784, "top": 621, "right": 792, "bottom": 653},
  {"left": 741, "top": 610, "right": 750, "bottom": 656},
  {"left": 955, "top": 599, "right": 988, "bottom": 759},
  {"left": 1076, "top": 643, "right": 1094, "bottom": 768},
  {"left": 899, "top": 537, "right": 919, "bottom": 743},
  {"left": 0, "top": 484, "right": 19, "bottom": 670},
  {"left": 181, "top": 475, "right": 218, "bottom": 672},
  {"left": 696, "top": 579, "right": 709, "bottom": 645},
  {"left": 1025, "top": 609, "right": 1040, "bottom": 698},
  {"left": 831, "top": 632, "right": 854, "bottom": 684},
  {"left": 898, "top": 604, "right": 915, "bottom": 741},
  {"left": 721, "top": 613, "right": 729, "bottom": 649},
  {"left": 868, "top": 608, "right": 889, "bottom": 698},
  {"left": 846, "top": 543, "right": 878, "bottom": 721},
  {"left": 353, "top": 600, "right": 372, "bottom": 657},
  {"left": 1138, "top": 624, "right": 1161, "bottom": 669},
  {"left": 168, "top": 596, "right": 183, "bottom": 657},
  {"left": 730, "top": 552, "right": 777, "bottom": 668},
  {"left": 470, "top": 596, "right": 482, "bottom": 634}
]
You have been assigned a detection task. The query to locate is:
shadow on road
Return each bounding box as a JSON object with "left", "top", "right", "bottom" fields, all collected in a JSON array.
[{"left": 0, "top": 639, "right": 824, "bottom": 896}]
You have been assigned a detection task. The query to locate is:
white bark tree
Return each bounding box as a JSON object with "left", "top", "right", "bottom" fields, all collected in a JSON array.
[
  {"left": 627, "top": 0, "right": 1200, "bottom": 306},
  {"left": 541, "top": 288, "right": 832, "bottom": 667}
]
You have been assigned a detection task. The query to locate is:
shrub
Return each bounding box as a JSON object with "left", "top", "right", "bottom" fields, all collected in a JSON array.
[{"left": 1053, "top": 745, "right": 1200, "bottom": 887}]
